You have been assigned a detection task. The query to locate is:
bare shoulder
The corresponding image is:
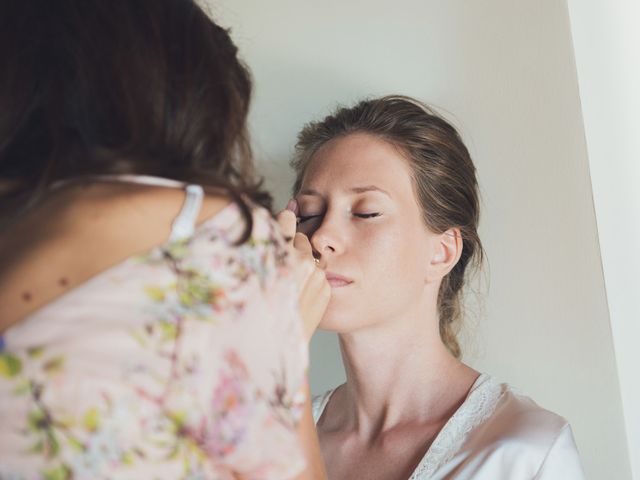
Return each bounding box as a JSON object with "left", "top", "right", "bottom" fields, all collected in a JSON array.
[{"left": 0, "top": 183, "right": 232, "bottom": 332}]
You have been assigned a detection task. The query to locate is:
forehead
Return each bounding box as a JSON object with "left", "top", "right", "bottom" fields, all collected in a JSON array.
[{"left": 301, "top": 133, "right": 414, "bottom": 193}]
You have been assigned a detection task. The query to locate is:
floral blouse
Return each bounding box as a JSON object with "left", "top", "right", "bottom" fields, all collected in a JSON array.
[{"left": 0, "top": 188, "right": 308, "bottom": 480}]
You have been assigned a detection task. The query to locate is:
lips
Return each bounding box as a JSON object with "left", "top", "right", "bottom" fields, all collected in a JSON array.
[{"left": 325, "top": 272, "right": 354, "bottom": 288}]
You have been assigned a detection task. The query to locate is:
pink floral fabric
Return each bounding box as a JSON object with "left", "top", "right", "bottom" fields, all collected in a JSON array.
[{"left": 0, "top": 203, "right": 308, "bottom": 480}]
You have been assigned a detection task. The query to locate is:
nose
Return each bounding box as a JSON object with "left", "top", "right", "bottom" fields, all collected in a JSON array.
[{"left": 309, "top": 212, "right": 345, "bottom": 260}]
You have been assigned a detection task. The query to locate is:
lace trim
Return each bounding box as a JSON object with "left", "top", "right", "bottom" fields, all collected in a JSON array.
[{"left": 408, "top": 374, "right": 504, "bottom": 479}]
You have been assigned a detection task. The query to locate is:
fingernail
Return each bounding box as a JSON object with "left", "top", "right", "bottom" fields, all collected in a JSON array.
[{"left": 286, "top": 198, "right": 298, "bottom": 214}]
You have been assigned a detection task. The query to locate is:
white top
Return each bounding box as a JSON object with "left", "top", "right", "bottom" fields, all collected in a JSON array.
[{"left": 312, "top": 374, "right": 586, "bottom": 479}]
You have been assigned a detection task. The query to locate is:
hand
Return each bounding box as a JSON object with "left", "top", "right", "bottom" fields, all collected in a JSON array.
[{"left": 277, "top": 200, "right": 330, "bottom": 341}]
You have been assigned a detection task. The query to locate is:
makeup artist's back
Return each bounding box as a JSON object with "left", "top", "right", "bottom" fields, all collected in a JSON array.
[
  {"left": 0, "top": 181, "right": 233, "bottom": 331},
  {"left": 0, "top": 1, "right": 315, "bottom": 479}
]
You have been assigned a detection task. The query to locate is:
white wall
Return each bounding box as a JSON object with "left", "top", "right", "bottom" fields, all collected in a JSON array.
[
  {"left": 209, "top": 1, "right": 632, "bottom": 478},
  {"left": 567, "top": 1, "right": 640, "bottom": 478}
]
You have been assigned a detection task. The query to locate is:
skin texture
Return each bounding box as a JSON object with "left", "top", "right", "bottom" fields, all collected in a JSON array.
[{"left": 294, "top": 133, "right": 479, "bottom": 480}]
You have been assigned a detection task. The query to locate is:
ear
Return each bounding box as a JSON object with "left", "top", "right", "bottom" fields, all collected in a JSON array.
[{"left": 426, "top": 228, "right": 463, "bottom": 284}]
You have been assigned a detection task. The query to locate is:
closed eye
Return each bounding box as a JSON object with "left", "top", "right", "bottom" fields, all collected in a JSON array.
[
  {"left": 354, "top": 212, "right": 381, "bottom": 219},
  {"left": 297, "top": 212, "right": 381, "bottom": 223}
]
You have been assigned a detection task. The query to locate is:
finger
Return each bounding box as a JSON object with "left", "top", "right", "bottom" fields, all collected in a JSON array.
[
  {"left": 295, "top": 255, "right": 316, "bottom": 285},
  {"left": 298, "top": 262, "right": 328, "bottom": 307},
  {"left": 286, "top": 198, "right": 299, "bottom": 215},
  {"left": 292, "top": 252, "right": 315, "bottom": 285},
  {"left": 293, "top": 232, "right": 313, "bottom": 256},
  {"left": 298, "top": 269, "right": 331, "bottom": 340},
  {"left": 306, "top": 267, "right": 330, "bottom": 298},
  {"left": 276, "top": 209, "right": 297, "bottom": 243}
]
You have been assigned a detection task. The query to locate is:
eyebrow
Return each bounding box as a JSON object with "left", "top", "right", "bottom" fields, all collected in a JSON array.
[{"left": 298, "top": 185, "right": 391, "bottom": 198}]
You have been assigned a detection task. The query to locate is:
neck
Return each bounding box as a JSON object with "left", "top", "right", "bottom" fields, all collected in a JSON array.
[{"left": 333, "top": 304, "right": 477, "bottom": 438}]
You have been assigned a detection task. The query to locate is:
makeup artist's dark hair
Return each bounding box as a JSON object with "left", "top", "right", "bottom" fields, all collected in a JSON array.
[
  {"left": 0, "top": 0, "right": 270, "bottom": 239},
  {"left": 291, "top": 95, "right": 484, "bottom": 358}
]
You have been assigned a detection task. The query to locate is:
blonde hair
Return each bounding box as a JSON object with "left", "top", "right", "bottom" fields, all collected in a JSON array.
[{"left": 291, "top": 95, "right": 484, "bottom": 358}]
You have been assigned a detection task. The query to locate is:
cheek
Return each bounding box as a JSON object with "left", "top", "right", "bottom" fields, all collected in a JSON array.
[
  {"left": 360, "top": 221, "right": 426, "bottom": 280},
  {"left": 319, "top": 224, "right": 427, "bottom": 331}
]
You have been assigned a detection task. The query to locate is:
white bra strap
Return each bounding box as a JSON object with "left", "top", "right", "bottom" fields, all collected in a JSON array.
[
  {"left": 50, "top": 174, "right": 188, "bottom": 191},
  {"left": 169, "top": 184, "right": 204, "bottom": 242},
  {"left": 49, "top": 174, "right": 205, "bottom": 241}
]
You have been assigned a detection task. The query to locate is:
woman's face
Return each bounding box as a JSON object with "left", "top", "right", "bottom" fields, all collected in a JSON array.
[{"left": 296, "top": 133, "right": 439, "bottom": 333}]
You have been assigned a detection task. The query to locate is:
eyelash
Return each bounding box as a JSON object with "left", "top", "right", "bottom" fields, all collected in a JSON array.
[{"left": 296, "top": 212, "right": 381, "bottom": 224}]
